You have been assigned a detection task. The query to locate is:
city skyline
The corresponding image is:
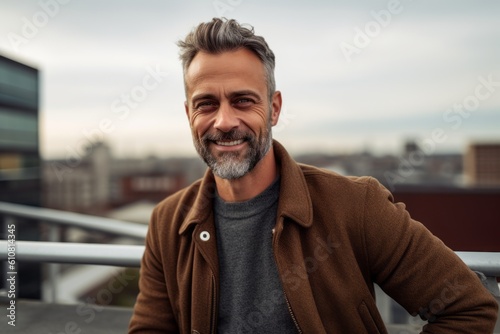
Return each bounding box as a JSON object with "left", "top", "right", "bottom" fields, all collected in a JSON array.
[{"left": 0, "top": 0, "right": 499, "bottom": 159}]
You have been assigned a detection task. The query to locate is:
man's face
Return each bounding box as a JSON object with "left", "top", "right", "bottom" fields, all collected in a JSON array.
[{"left": 184, "top": 48, "right": 281, "bottom": 179}]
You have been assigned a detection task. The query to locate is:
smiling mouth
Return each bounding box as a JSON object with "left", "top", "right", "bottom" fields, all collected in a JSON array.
[{"left": 215, "top": 139, "right": 245, "bottom": 146}]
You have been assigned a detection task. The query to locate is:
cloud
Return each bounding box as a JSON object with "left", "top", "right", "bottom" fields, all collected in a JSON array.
[{"left": 0, "top": 0, "right": 498, "bottom": 158}]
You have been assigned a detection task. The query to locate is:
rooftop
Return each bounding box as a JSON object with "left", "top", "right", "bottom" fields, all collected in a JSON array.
[{"left": 1, "top": 300, "right": 131, "bottom": 334}]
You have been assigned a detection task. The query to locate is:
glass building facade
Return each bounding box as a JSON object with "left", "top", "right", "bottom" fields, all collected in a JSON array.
[
  {"left": 0, "top": 54, "right": 41, "bottom": 299},
  {"left": 0, "top": 54, "right": 40, "bottom": 205}
]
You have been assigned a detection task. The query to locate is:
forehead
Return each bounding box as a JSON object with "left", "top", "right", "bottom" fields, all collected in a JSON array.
[{"left": 185, "top": 48, "right": 266, "bottom": 96}]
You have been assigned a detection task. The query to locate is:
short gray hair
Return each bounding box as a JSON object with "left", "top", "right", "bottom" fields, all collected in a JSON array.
[{"left": 177, "top": 18, "right": 276, "bottom": 100}]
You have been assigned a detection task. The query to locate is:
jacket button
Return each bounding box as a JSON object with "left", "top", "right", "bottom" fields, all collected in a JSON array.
[{"left": 200, "top": 231, "right": 210, "bottom": 241}]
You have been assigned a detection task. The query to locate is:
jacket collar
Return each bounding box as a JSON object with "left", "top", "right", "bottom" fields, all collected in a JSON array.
[
  {"left": 178, "top": 140, "right": 313, "bottom": 235},
  {"left": 273, "top": 140, "right": 313, "bottom": 228}
]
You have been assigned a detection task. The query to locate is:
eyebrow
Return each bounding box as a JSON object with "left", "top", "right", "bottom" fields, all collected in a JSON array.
[
  {"left": 228, "top": 90, "right": 261, "bottom": 100},
  {"left": 190, "top": 90, "right": 262, "bottom": 107}
]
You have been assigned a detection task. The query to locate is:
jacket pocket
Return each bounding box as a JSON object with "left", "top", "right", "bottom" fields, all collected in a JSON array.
[{"left": 358, "top": 301, "right": 387, "bottom": 334}]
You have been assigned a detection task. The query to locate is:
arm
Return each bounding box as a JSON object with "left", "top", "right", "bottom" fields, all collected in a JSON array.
[
  {"left": 362, "top": 178, "right": 498, "bottom": 333},
  {"left": 128, "top": 208, "right": 180, "bottom": 333}
]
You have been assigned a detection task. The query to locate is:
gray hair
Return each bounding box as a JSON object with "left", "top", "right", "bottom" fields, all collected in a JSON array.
[{"left": 177, "top": 18, "right": 276, "bottom": 100}]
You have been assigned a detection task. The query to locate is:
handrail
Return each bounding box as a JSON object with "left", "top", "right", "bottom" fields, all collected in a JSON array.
[
  {"left": 0, "top": 201, "right": 147, "bottom": 240},
  {"left": 0, "top": 241, "right": 144, "bottom": 267},
  {"left": 455, "top": 251, "right": 500, "bottom": 277},
  {"left": 1, "top": 241, "right": 499, "bottom": 276},
  {"left": 0, "top": 201, "right": 498, "bottom": 298}
]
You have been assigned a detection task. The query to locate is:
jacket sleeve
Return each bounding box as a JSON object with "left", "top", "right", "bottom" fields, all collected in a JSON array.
[
  {"left": 362, "top": 177, "right": 498, "bottom": 333},
  {"left": 128, "top": 207, "right": 180, "bottom": 333}
]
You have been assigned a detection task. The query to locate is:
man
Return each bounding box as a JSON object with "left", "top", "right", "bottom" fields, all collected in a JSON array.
[{"left": 129, "top": 18, "right": 497, "bottom": 333}]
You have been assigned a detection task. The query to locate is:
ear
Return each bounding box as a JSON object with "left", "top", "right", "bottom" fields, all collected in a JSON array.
[{"left": 270, "top": 91, "right": 282, "bottom": 126}]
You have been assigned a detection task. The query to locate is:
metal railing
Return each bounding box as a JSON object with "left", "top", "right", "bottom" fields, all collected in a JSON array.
[
  {"left": 0, "top": 201, "right": 147, "bottom": 240},
  {"left": 0, "top": 201, "right": 148, "bottom": 303},
  {"left": 0, "top": 241, "right": 498, "bottom": 283},
  {"left": 455, "top": 251, "right": 500, "bottom": 279},
  {"left": 0, "top": 240, "right": 144, "bottom": 267},
  {"left": 0, "top": 201, "right": 499, "bottom": 299}
]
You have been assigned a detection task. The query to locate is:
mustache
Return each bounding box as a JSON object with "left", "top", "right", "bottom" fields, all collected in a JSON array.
[{"left": 202, "top": 129, "right": 253, "bottom": 142}]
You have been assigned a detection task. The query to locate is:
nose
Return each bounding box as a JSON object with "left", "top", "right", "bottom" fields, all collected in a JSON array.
[{"left": 213, "top": 102, "right": 239, "bottom": 132}]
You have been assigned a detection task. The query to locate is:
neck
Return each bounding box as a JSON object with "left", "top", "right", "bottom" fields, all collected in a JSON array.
[{"left": 215, "top": 146, "right": 278, "bottom": 202}]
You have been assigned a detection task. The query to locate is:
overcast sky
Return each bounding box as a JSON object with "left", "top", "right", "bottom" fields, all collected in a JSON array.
[{"left": 1, "top": 0, "right": 499, "bottom": 159}]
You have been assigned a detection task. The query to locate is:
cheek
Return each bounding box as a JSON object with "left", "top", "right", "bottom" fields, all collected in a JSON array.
[
  {"left": 258, "top": 112, "right": 273, "bottom": 131},
  {"left": 191, "top": 115, "right": 212, "bottom": 137},
  {"left": 244, "top": 108, "right": 269, "bottom": 127}
]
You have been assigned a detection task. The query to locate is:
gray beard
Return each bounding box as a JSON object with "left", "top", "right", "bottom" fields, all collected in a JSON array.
[{"left": 193, "top": 125, "right": 273, "bottom": 180}]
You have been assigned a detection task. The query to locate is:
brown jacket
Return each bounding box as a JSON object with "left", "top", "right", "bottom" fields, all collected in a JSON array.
[{"left": 129, "top": 141, "right": 497, "bottom": 333}]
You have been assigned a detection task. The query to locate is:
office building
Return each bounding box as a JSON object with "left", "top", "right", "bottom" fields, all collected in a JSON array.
[{"left": 0, "top": 53, "right": 41, "bottom": 299}]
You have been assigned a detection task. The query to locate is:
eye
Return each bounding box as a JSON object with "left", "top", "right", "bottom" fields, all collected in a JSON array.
[
  {"left": 233, "top": 98, "right": 254, "bottom": 108},
  {"left": 195, "top": 101, "right": 218, "bottom": 112}
]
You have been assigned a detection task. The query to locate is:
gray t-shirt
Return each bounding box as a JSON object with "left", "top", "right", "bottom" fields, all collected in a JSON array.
[{"left": 214, "top": 177, "right": 298, "bottom": 333}]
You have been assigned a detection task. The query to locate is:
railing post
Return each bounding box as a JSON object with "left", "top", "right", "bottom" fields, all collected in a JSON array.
[
  {"left": 483, "top": 276, "right": 500, "bottom": 297},
  {"left": 46, "top": 222, "right": 59, "bottom": 303}
]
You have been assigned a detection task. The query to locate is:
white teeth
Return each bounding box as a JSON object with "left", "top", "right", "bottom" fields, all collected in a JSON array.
[{"left": 216, "top": 139, "right": 244, "bottom": 146}]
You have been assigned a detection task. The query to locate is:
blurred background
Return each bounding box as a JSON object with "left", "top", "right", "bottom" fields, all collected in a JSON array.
[{"left": 0, "top": 0, "right": 499, "bottom": 329}]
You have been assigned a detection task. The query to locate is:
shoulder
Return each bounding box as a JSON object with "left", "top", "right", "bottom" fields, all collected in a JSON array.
[
  {"left": 298, "top": 163, "right": 381, "bottom": 198},
  {"left": 297, "top": 163, "right": 396, "bottom": 226}
]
